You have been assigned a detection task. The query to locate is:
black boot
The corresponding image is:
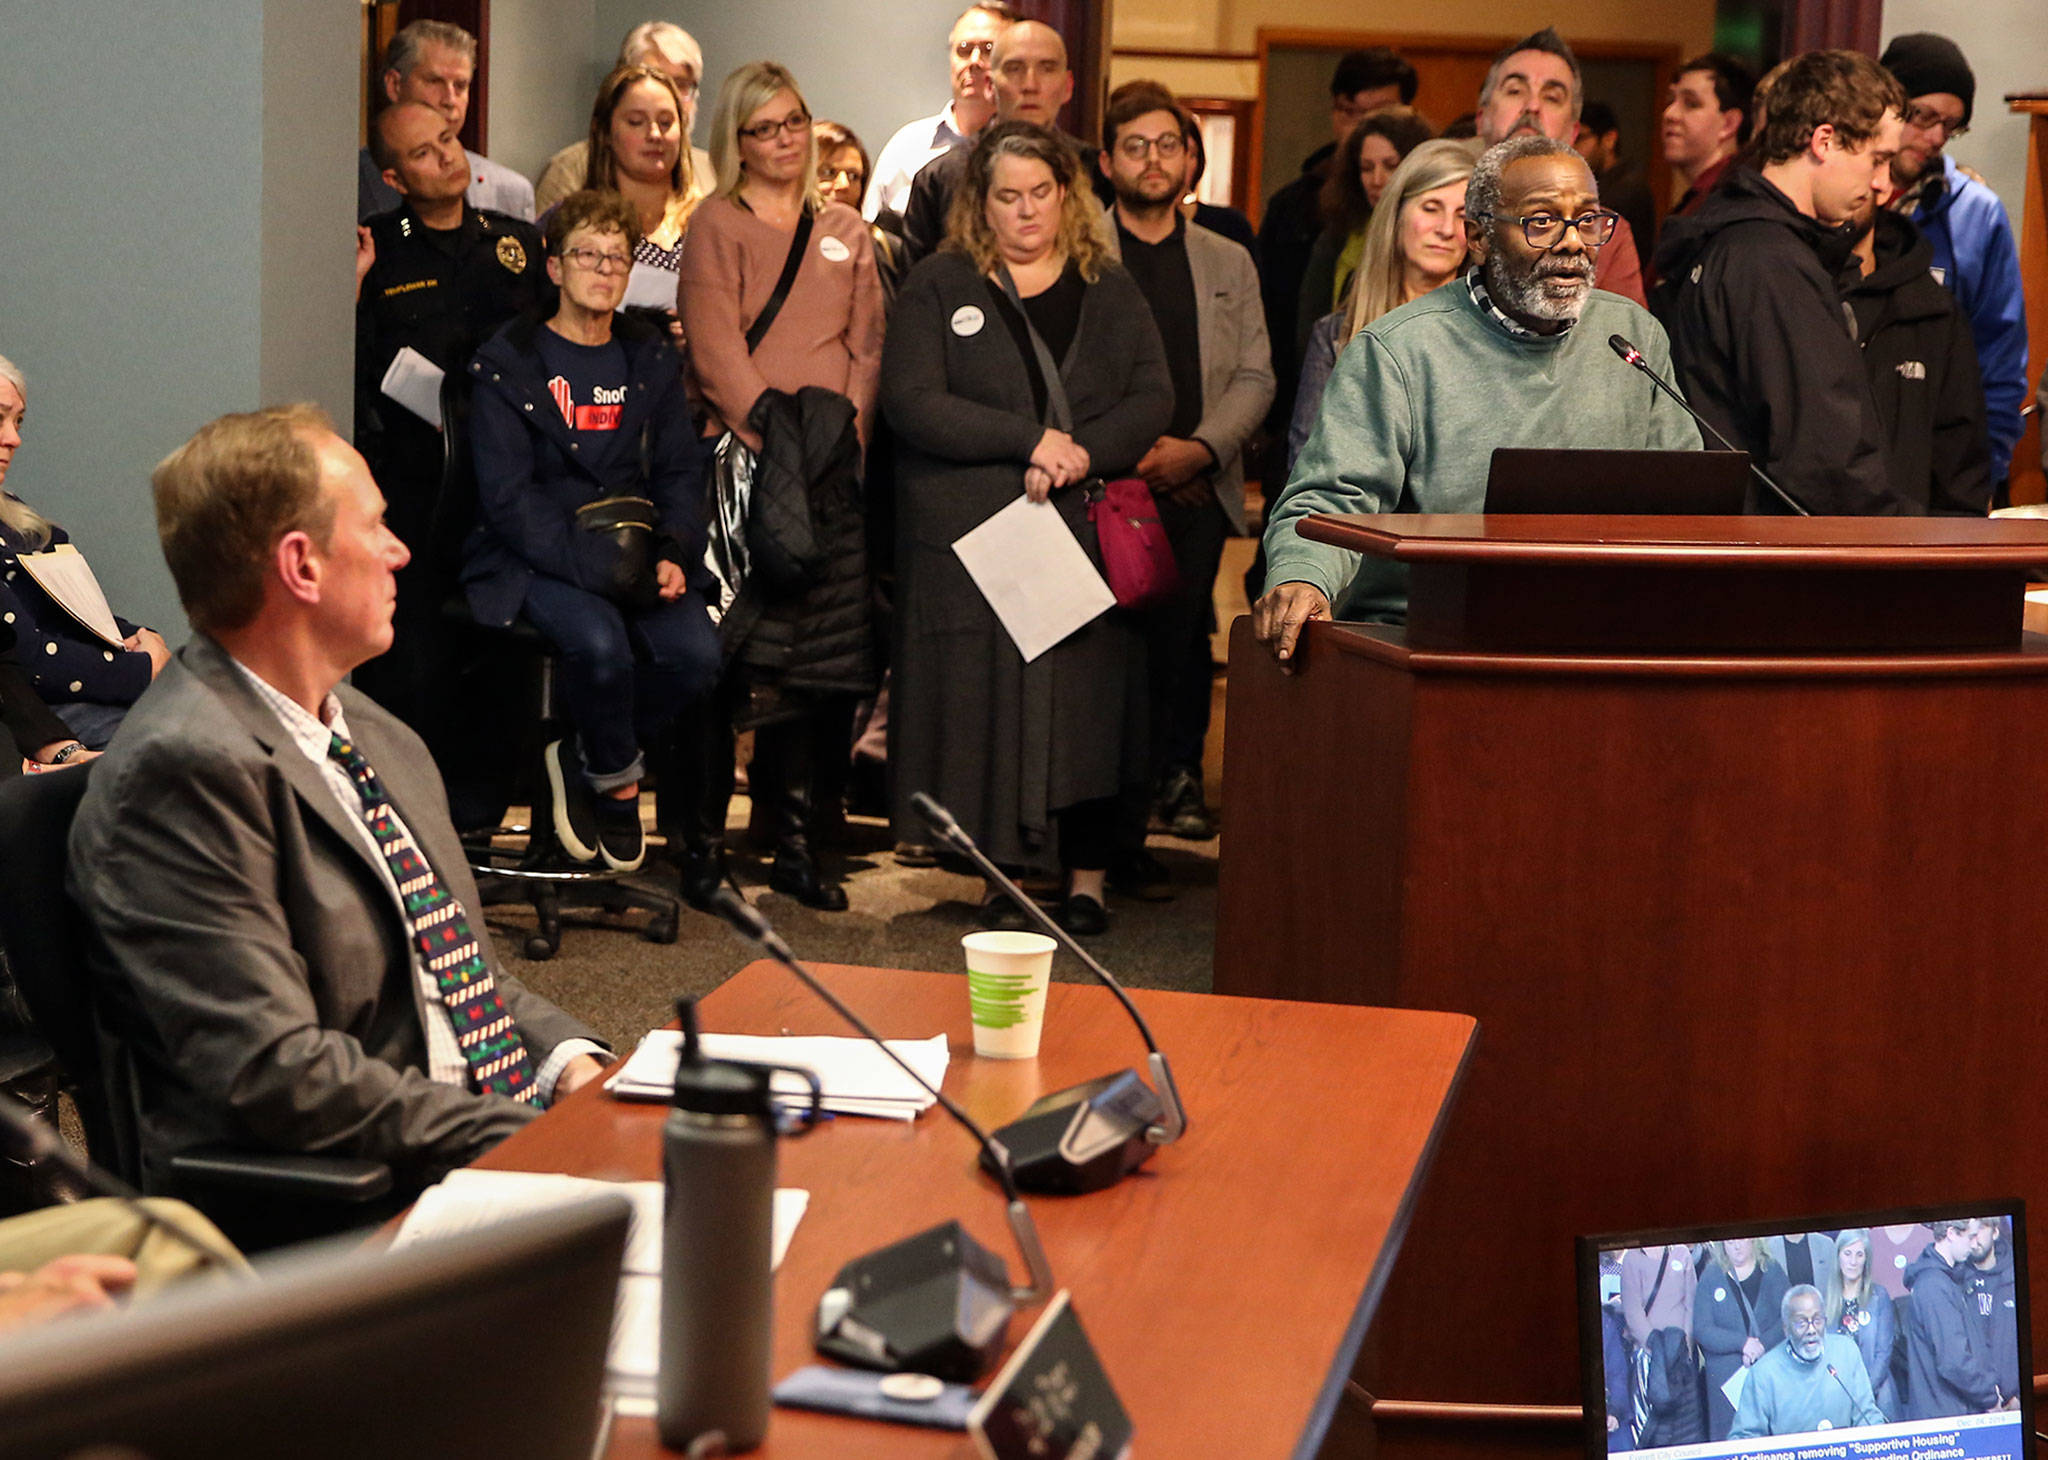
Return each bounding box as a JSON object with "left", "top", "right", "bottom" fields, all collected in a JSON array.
[
  {"left": 761, "top": 720, "right": 848, "bottom": 912},
  {"left": 668, "top": 693, "right": 737, "bottom": 911}
]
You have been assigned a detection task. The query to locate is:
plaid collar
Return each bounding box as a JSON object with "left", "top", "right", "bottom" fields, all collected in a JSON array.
[{"left": 1466, "top": 267, "right": 1572, "bottom": 341}]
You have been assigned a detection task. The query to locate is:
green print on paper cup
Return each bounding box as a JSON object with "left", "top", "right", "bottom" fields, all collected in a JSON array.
[{"left": 961, "top": 931, "right": 1055, "bottom": 1059}]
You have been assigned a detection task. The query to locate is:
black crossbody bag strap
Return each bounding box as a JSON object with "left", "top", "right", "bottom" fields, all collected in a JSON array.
[
  {"left": 994, "top": 265, "right": 1073, "bottom": 431},
  {"left": 1643, "top": 1246, "right": 1672, "bottom": 1318},
  {"left": 744, "top": 207, "right": 815, "bottom": 354}
]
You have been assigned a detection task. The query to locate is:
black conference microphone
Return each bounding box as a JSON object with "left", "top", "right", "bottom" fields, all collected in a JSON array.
[
  {"left": 706, "top": 886, "right": 1052, "bottom": 1383},
  {"left": 913, "top": 790, "right": 1188, "bottom": 1195},
  {"left": 0, "top": 1093, "right": 246, "bottom": 1277},
  {"left": 1606, "top": 333, "right": 1810, "bottom": 516}
]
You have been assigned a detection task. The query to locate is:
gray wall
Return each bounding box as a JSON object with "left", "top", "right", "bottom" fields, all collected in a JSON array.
[
  {"left": 590, "top": 0, "right": 963, "bottom": 169},
  {"left": 491, "top": 0, "right": 601, "bottom": 182},
  {"left": 0, "top": 1, "right": 356, "bottom": 637},
  {"left": 1880, "top": 3, "right": 2043, "bottom": 229}
]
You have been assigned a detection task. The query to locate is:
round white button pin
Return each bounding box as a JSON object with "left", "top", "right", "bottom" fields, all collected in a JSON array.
[
  {"left": 951, "top": 305, "right": 985, "bottom": 337},
  {"left": 818, "top": 235, "right": 850, "bottom": 263}
]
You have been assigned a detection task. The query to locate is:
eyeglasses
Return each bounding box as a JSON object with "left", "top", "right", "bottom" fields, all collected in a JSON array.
[
  {"left": 1115, "top": 132, "right": 1187, "bottom": 162},
  {"left": 1788, "top": 1315, "right": 1827, "bottom": 1334},
  {"left": 953, "top": 39, "right": 996, "bottom": 61},
  {"left": 1905, "top": 103, "right": 1968, "bottom": 139},
  {"left": 1475, "top": 209, "right": 1619, "bottom": 249},
  {"left": 561, "top": 245, "right": 633, "bottom": 274},
  {"left": 819, "top": 165, "right": 865, "bottom": 186},
  {"left": 738, "top": 111, "right": 811, "bottom": 142}
]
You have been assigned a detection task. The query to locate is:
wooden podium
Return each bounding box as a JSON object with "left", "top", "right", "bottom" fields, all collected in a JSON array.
[{"left": 1217, "top": 515, "right": 2048, "bottom": 1456}]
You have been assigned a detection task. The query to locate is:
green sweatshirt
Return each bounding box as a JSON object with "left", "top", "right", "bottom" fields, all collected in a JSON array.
[{"left": 1264, "top": 280, "right": 1702, "bottom": 622}]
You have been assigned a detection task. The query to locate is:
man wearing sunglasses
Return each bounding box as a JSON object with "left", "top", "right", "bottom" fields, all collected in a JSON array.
[
  {"left": 1254, "top": 136, "right": 1698, "bottom": 655},
  {"left": 1879, "top": 34, "right": 2026, "bottom": 496},
  {"left": 867, "top": 2, "right": 1018, "bottom": 225},
  {"left": 1655, "top": 50, "right": 1915, "bottom": 516}
]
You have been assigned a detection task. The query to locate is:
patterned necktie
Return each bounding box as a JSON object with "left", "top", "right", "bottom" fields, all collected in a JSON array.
[{"left": 327, "top": 732, "right": 538, "bottom": 1103}]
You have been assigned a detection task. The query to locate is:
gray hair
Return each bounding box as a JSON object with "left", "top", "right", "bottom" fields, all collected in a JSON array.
[
  {"left": 1466, "top": 135, "right": 1581, "bottom": 234},
  {"left": 1781, "top": 1283, "right": 1824, "bottom": 1329},
  {"left": 0, "top": 353, "right": 54, "bottom": 551},
  {"left": 1477, "top": 27, "right": 1584, "bottom": 119},
  {"left": 384, "top": 19, "right": 476, "bottom": 81},
  {"left": 620, "top": 21, "right": 703, "bottom": 83}
]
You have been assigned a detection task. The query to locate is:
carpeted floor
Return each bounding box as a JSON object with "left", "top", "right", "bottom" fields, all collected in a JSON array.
[{"left": 484, "top": 810, "right": 1220, "bottom": 1059}]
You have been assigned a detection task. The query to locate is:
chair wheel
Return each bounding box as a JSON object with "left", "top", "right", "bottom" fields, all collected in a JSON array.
[
  {"left": 644, "top": 911, "right": 679, "bottom": 944},
  {"left": 523, "top": 932, "right": 557, "bottom": 961}
]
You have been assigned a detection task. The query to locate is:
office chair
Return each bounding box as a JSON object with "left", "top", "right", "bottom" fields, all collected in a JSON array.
[
  {"left": 431, "top": 368, "right": 682, "bottom": 960},
  {"left": 0, "top": 766, "right": 393, "bottom": 1251}
]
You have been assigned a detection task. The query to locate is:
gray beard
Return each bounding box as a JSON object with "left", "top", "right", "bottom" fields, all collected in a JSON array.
[{"left": 1484, "top": 250, "right": 1593, "bottom": 326}]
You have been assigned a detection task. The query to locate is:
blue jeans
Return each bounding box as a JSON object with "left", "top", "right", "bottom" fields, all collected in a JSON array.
[{"left": 518, "top": 574, "right": 720, "bottom": 789}]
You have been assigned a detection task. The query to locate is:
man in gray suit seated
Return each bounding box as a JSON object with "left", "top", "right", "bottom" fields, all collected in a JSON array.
[{"left": 69, "top": 405, "right": 607, "bottom": 1198}]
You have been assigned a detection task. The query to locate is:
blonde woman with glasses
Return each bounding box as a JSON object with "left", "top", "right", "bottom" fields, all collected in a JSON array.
[{"left": 675, "top": 61, "right": 884, "bottom": 913}]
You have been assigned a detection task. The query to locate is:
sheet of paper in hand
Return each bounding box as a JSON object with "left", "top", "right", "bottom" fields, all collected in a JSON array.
[
  {"left": 622, "top": 260, "right": 679, "bottom": 311},
  {"left": 379, "top": 345, "right": 445, "bottom": 429},
  {"left": 16, "top": 544, "right": 123, "bottom": 647},
  {"left": 952, "top": 497, "right": 1115, "bottom": 663},
  {"left": 968, "top": 1291, "right": 1131, "bottom": 1460}
]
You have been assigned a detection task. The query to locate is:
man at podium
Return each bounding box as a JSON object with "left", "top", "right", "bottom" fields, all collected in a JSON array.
[{"left": 1253, "top": 134, "right": 1697, "bottom": 659}]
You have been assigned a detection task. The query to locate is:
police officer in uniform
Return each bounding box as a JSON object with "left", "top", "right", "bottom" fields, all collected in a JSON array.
[{"left": 355, "top": 101, "right": 548, "bottom": 819}]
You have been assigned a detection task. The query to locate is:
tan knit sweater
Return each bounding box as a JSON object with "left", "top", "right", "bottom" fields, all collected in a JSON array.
[{"left": 677, "top": 195, "right": 884, "bottom": 449}]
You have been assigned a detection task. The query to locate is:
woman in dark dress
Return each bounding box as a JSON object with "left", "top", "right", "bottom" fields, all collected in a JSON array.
[
  {"left": 882, "top": 122, "right": 1172, "bottom": 935},
  {"left": 1694, "top": 1237, "right": 1789, "bottom": 1440}
]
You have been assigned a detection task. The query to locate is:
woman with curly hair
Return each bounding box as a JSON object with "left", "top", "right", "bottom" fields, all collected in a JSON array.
[{"left": 881, "top": 121, "right": 1172, "bottom": 935}]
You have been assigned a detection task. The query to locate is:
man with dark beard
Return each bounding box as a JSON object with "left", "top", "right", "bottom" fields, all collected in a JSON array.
[
  {"left": 1654, "top": 50, "right": 1914, "bottom": 515},
  {"left": 1253, "top": 135, "right": 1697, "bottom": 653}
]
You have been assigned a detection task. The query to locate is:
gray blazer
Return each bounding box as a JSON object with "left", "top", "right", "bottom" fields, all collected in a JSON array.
[
  {"left": 1106, "top": 217, "right": 1275, "bottom": 531},
  {"left": 68, "top": 636, "right": 598, "bottom": 1194}
]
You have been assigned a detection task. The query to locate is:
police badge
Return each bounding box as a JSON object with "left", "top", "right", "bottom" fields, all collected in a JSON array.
[{"left": 496, "top": 235, "right": 527, "bottom": 272}]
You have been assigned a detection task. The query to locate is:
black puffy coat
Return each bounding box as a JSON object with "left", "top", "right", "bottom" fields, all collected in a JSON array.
[
  {"left": 1842, "top": 210, "right": 1992, "bottom": 515},
  {"left": 722, "top": 385, "right": 875, "bottom": 720}
]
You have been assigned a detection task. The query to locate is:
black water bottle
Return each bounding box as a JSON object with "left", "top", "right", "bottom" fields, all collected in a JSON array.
[{"left": 657, "top": 999, "right": 819, "bottom": 1453}]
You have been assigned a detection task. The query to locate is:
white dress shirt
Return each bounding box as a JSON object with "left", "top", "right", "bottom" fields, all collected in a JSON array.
[
  {"left": 230, "top": 660, "right": 601, "bottom": 1102},
  {"left": 865, "top": 102, "right": 972, "bottom": 220}
]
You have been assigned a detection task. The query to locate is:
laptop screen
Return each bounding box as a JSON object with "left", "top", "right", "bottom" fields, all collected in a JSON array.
[{"left": 1577, "top": 1204, "right": 2030, "bottom": 1460}]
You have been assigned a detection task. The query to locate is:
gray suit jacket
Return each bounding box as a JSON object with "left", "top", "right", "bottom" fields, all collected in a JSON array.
[
  {"left": 68, "top": 636, "right": 597, "bottom": 1193},
  {"left": 1107, "top": 217, "right": 1276, "bottom": 531}
]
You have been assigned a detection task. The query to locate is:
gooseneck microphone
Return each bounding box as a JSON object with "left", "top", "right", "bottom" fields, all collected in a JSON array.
[
  {"left": 913, "top": 791, "right": 1188, "bottom": 1194},
  {"left": 0, "top": 1093, "right": 247, "bottom": 1276},
  {"left": 1607, "top": 334, "right": 1810, "bottom": 517},
  {"left": 706, "top": 887, "right": 1052, "bottom": 1381}
]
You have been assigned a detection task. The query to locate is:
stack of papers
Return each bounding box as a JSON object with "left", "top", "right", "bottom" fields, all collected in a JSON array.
[
  {"left": 394, "top": 1167, "right": 809, "bottom": 1397},
  {"left": 604, "top": 1030, "right": 950, "bottom": 1121}
]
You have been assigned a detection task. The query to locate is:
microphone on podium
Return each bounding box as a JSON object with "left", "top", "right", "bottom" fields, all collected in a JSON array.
[
  {"left": 0, "top": 1093, "right": 246, "bottom": 1276},
  {"left": 1606, "top": 334, "right": 1810, "bottom": 517},
  {"left": 706, "top": 887, "right": 1052, "bottom": 1382},
  {"left": 912, "top": 791, "right": 1187, "bottom": 1195}
]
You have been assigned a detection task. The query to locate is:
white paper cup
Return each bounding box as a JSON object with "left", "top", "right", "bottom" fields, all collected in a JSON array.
[{"left": 961, "top": 931, "right": 1056, "bottom": 1059}]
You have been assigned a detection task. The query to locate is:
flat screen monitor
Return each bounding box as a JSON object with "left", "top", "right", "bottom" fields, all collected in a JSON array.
[
  {"left": 0, "top": 1195, "right": 629, "bottom": 1460},
  {"left": 1578, "top": 1203, "right": 2030, "bottom": 1460},
  {"left": 1486, "top": 447, "right": 1751, "bottom": 514}
]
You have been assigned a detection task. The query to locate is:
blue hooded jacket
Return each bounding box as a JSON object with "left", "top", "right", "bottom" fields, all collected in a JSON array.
[{"left": 1910, "top": 154, "right": 2027, "bottom": 482}]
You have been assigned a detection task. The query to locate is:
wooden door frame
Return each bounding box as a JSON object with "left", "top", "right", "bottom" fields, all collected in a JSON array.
[{"left": 1248, "top": 28, "right": 1683, "bottom": 226}]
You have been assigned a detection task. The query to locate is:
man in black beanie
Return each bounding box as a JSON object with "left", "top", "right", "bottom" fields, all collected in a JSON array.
[{"left": 1879, "top": 32, "right": 2026, "bottom": 500}]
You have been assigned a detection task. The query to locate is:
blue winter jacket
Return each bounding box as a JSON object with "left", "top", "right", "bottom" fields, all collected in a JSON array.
[
  {"left": 461, "top": 311, "right": 703, "bottom": 628},
  {"left": 1911, "top": 155, "right": 2028, "bottom": 481}
]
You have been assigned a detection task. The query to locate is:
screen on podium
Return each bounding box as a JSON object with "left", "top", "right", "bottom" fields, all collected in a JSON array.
[{"left": 1578, "top": 1204, "right": 2030, "bottom": 1460}]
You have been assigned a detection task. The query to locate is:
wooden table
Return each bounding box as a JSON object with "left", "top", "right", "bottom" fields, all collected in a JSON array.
[{"left": 475, "top": 961, "right": 1476, "bottom": 1459}]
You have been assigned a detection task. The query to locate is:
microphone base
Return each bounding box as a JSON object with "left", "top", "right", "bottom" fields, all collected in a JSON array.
[
  {"left": 982, "top": 1069, "right": 1165, "bottom": 1195},
  {"left": 814, "top": 1219, "right": 1015, "bottom": 1382}
]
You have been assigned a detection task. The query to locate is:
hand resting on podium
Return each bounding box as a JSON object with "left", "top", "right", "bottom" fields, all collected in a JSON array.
[{"left": 1251, "top": 581, "right": 1330, "bottom": 666}]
